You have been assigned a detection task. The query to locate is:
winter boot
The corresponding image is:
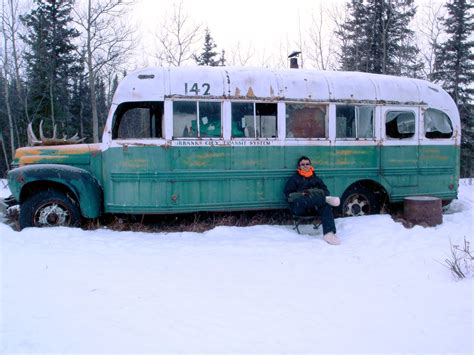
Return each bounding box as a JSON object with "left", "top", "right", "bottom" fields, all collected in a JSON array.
[
  {"left": 325, "top": 196, "right": 340, "bottom": 207},
  {"left": 323, "top": 232, "right": 341, "bottom": 245}
]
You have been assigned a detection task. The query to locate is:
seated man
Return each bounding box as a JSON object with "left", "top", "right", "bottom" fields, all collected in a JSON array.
[{"left": 284, "top": 156, "right": 341, "bottom": 245}]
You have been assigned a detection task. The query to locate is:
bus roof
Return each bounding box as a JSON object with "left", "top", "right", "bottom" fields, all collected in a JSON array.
[{"left": 112, "top": 66, "right": 459, "bottom": 121}]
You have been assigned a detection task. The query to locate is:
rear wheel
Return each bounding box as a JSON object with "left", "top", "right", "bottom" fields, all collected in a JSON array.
[
  {"left": 340, "top": 185, "right": 382, "bottom": 217},
  {"left": 19, "top": 189, "right": 81, "bottom": 229}
]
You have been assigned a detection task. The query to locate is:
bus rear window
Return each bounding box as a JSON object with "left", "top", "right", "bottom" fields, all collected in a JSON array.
[{"left": 424, "top": 108, "right": 453, "bottom": 139}]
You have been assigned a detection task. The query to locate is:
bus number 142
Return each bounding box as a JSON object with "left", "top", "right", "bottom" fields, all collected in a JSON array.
[{"left": 185, "top": 82, "right": 211, "bottom": 95}]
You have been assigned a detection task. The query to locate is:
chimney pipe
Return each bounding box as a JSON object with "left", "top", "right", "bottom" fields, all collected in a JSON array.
[
  {"left": 288, "top": 51, "right": 302, "bottom": 69},
  {"left": 290, "top": 57, "right": 299, "bottom": 69}
]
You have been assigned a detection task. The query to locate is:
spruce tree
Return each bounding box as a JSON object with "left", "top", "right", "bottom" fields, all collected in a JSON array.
[
  {"left": 339, "top": 0, "right": 421, "bottom": 76},
  {"left": 339, "top": 0, "right": 370, "bottom": 72},
  {"left": 194, "top": 28, "right": 225, "bottom": 66},
  {"left": 21, "top": 0, "right": 79, "bottom": 134},
  {"left": 433, "top": 0, "right": 473, "bottom": 177}
]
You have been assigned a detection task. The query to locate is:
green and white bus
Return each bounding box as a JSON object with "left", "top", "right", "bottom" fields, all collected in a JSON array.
[{"left": 4, "top": 66, "right": 460, "bottom": 228}]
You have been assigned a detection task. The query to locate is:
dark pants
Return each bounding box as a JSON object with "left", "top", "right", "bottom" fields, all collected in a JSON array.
[{"left": 290, "top": 194, "right": 337, "bottom": 235}]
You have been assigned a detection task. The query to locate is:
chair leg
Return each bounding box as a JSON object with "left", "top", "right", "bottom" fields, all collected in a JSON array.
[
  {"left": 293, "top": 217, "right": 301, "bottom": 234},
  {"left": 293, "top": 215, "right": 321, "bottom": 234}
]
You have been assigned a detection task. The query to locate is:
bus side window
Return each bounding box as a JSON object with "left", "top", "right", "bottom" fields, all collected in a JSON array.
[
  {"left": 424, "top": 108, "right": 453, "bottom": 139},
  {"left": 385, "top": 111, "right": 415, "bottom": 139},
  {"left": 231, "top": 102, "right": 253, "bottom": 138},
  {"left": 173, "top": 101, "right": 222, "bottom": 138},
  {"left": 286, "top": 104, "right": 326, "bottom": 138},
  {"left": 173, "top": 101, "right": 198, "bottom": 138},
  {"left": 256, "top": 103, "right": 277, "bottom": 138},
  {"left": 113, "top": 102, "right": 164, "bottom": 139},
  {"left": 199, "top": 101, "right": 221, "bottom": 138},
  {"left": 336, "top": 105, "right": 374, "bottom": 139}
]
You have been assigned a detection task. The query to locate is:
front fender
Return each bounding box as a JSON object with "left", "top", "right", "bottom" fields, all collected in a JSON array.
[{"left": 7, "top": 164, "right": 103, "bottom": 218}]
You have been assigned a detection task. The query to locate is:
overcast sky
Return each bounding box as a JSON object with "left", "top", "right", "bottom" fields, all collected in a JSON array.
[
  {"left": 132, "top": 0, "right": 348, "bottom": 67},
  {"left": 132, "top": 0, "right": 446, "bottom": 69}
]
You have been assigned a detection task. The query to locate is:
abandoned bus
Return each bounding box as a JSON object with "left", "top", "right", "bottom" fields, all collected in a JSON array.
[{"left": 4, "top": 66, "right": 460, "bottom": 228}]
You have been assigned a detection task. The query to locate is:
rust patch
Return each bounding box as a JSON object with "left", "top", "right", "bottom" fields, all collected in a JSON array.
[
  {"left": 246, "top": 87, "right": 255, "bottom": 98},
  {"left": 15, "top": 144, "right": 94, "bottom": 158},
  {"left": 19, "top": 155, "right": 64, "bottom": 166},
  {"left": 15, "top": 172, "right": 25, "bottom": 184}
]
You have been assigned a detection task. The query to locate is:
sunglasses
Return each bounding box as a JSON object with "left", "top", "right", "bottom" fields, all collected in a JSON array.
[{"left": 299, "top": 163, "right": 311, "bottom": 166}]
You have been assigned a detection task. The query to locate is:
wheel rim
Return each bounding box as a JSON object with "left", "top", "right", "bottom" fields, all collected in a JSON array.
[
  {"left": 34, "top": 202, "right": 70, "bottom": 226},
  {"left": 344, "top": 194, "right": 370, "bottom": 216}
]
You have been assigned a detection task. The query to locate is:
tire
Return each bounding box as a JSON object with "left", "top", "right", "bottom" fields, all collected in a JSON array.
[
  {"left": 340, "top": 185, "right": 382, "bottom": 217},
  {"left": 19, "top": 189, "right": 81, "bottom": 229}
]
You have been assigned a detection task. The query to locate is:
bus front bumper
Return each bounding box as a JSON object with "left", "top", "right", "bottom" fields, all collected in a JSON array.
[{"left": 0, "top": 195, "right": 17, "bottom": 215}]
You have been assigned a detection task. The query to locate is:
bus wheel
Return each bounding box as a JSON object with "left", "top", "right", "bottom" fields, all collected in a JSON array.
[
  {"left": 19, "top": 189, "right": 81, "bottom": 229},
  {"left": 341, "top": 185, "right": 381, "bottom": 217}
]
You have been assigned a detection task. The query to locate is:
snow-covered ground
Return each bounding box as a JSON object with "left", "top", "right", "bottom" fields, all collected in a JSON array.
[{"left": 0, "top": 179, "right": 472, "bottom": 354}]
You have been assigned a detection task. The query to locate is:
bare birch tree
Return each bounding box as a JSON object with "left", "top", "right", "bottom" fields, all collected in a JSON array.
[
  {"left": 73, "top": 0, "right": 135, "bottom": 143},
  {"left": 227, "top": 41, "right": 255, "bottom": 66},
  {"left": 1, "top": 0, "right": 16, "bottom": 158},
  {"left": 153, "top": 0, "right": 202, "bottom": 67},
  {"left": 4, "top": 0, "right": 26, "bottom": 120},
  {"left": 417, "top": 0, "right": 445, "bottom": 80},
  {"left": 306, "top": 3, "right": 340, "bottom": 70}
]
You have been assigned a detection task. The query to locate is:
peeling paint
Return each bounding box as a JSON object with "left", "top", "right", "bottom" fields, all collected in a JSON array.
[
  {"left": 122, "top": 159, "right": 148, "bottom": 168},
  {"left": 335, "top": 150, "right": 369, "bottom": 156},
  {"left": 246, "top": 87, "right": 255, "bottom": 98}
]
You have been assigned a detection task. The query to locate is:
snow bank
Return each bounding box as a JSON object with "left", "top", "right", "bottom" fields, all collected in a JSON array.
[{"left": 0, "top": 180, "right": 472, "bottom": 353}]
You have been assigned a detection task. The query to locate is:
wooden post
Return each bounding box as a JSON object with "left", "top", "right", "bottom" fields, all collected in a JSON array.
[{"left": 404, "top": 196, "right": 443, "bottom": 227}]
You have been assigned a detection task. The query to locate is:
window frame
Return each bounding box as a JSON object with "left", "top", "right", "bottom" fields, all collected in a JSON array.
[
  {"left": 111, "top": 101, "right": 164, "bottom": 141},
  {"left": 230, "top": 101, "right": 278, "bottom": 139},
  {"left": 285, "top": 102, "right": 328, "bottom": 139},
  {"left": 423, "top": 108, "right": 454, "bottom": 140},
  {"left": 172, "top": 99, "right": 223, "bottom": 139},
  {"left": 335, "top": 104, "right": 375, "bottom": 140},
  {"left": 382, "top": 107, "right": 418, "bottom": 143}
]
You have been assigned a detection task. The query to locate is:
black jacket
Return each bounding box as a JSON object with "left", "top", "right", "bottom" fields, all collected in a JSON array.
[{"left": 284, "top": 172, "right": 330, "bottom": 199}]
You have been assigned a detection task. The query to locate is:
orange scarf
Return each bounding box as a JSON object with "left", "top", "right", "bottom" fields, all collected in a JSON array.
[{"left": 298, "top": 166, "right": 314, "bottom": 178}]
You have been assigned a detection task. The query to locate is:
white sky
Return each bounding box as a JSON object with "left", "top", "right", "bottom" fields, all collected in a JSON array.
[
  {"left": 132, "top": 0, "right": 446, "bottom": 69},
  {"left": 133, "top": 0, "right": 348, "bottom": 67}
]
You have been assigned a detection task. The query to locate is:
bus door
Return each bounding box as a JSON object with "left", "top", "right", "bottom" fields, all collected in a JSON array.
[
  {"left": 380, "top": 106, "right": 420, "bottom": 199},
  {"left": 102, "top": 101, "right": 166, "bottom": 213}
]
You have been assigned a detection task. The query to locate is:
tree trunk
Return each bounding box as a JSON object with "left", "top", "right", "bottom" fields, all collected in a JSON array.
[
  {"left": 87, "top": 0, "right": 99, "bottom": 143},
  {"left": 8, "top": 0, "right": 29, "bottom": 123},
  {"left": 0, "top": 133, "right": 10, "bottom": 170},
  {"left": 49, "top": 78, "right": 55, "bottom": 128},
  {"left": 2, "top": 16, "right": 15, "bottom": 158}
]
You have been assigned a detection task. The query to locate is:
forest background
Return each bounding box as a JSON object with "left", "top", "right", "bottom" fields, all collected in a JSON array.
[{"left": 0, "top": 0, "right": 472, "bottom": 178}]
